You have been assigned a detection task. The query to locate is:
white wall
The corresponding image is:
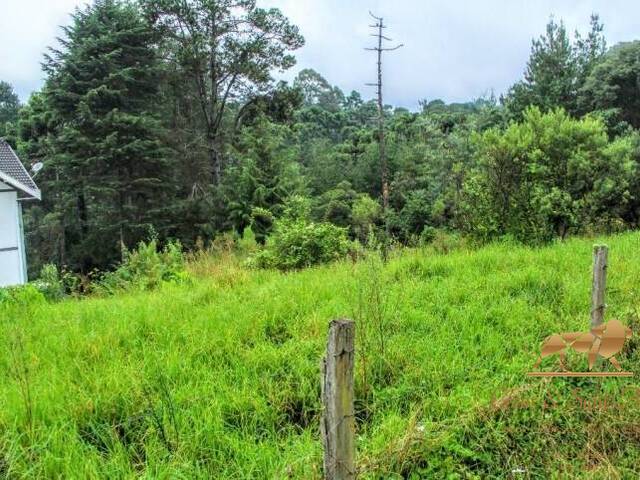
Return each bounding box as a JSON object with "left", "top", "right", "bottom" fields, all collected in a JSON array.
[{"left": 0, "top": 182, "right": 24, "bottom": 287}]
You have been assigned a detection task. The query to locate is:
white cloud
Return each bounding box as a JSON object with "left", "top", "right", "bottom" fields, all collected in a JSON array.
[
  {"left": 263, "top": 0, "right": 640, "bottom": 109},
  {"left": 1, "top": 0, "right": 639, "bottom": 108},
  {"left": 0, "top": 0, "right": 89, "bottom": 100}
]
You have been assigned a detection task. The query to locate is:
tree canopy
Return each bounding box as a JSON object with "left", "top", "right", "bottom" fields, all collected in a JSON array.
[
  {"left": 579, "top": 40, "right": 640, "bottom": 133},
  {"left": 503, "top": 15, "right": 606, "bottom": 119},
  {"left": 0, "top": 81, "right": 20, "bottom": 140},
  {"left": 2, "top": 6, "right": 640, "bottom": 275}
]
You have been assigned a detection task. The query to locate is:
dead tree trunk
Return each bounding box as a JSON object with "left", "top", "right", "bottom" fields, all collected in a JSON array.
[{"left": 366, "top": 12, "right": 402, "bottom": 260}]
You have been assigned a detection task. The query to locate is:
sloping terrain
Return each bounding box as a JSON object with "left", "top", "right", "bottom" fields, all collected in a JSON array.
[{"left": 2, "top": 234, "right": 640, "bottom": 478}]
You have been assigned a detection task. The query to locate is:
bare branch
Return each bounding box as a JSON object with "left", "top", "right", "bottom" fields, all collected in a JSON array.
[
  {"left": 365, "top": 10, "right": 402, "bottom": 261},
  {"left": 368, "top": 34, "right": 393, "bottom": 41},
  {"left": 381, "top": 44, "right": 403, "bottom": 51}
]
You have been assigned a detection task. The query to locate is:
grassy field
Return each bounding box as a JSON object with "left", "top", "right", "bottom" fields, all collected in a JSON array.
[{"left": 2, "top": 233, "right": 640, "bottom": 478}]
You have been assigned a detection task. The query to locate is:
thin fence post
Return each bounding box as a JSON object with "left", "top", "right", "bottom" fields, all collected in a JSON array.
[
  {"left": 321, "top": 319, "right": 356, "bottom": 480},
  {"left": 591, "top": 245, "right": 608, "bottom": 329}
]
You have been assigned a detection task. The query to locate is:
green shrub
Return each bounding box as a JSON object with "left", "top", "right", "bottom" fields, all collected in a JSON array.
[
  {"left": 0, "top": 283, "right": 46, "bottom": 307},
  {"left": 430, "top": 230, "right": 469, "bottom": 254},
  {"left": 419, "top": 226, "right": 438, "bottom": 245},
  {"left": 209, "top": 231, "right": 238, "bottom": 253},
  {"left": 282, "top": 194, "right": 312, "bottom": 222},
  {"left": 352, "top": 194, "right": 382, "bottom": 242},
  {"left": 250, "top": 207, "right": 275, "bottom": 244},
  {"left": 248, "top": 219, "right": 351, "bottom": 270},
  {"left": 37, "top": 264, "right": 65, "bottom": 300},
  {"left": 33, "top": 264, "right": 80, "bottom": 301},
  {"left": 96, "top": 239, "right": 187, "bottom": 294},
  {"left": 461, "top": 107, "right": 637, "bottom": 243},
  {"left": 237, "top": 226, "right": 258, "bottom": 254}
]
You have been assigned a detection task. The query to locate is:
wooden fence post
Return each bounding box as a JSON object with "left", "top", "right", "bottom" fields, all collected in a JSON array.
[
  {"left": 321, "top": 319, "right": 356, "bottom": 480},
  {"left": 591, "top": 245, "right": 608, "bottom": 329}
]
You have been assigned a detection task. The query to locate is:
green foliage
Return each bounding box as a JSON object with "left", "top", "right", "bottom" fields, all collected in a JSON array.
[
  {"left": 249, "top": 207, "right": 275, "bottom": 245},
  {"left": 313, "top": 180, "right": 357, "bottom": 227},
  {"left": 281, "top": 193, "right": 312, "bottom": 221},
  {"left": 462, "top": 107, "right": 637, "bottom": 243},
  {"left": 235, "top": 81, "right": 304, "bottom": 128},
  {"left": 237, "top": 226, "right": 259, "bottom": 255},
  {"left": 1, "top": 265, "right": 78, "bottom": 306},
  {"left": 418, "top": 225, "right": 438, "bottom": 245},
  {"left": 10, "top": 3, "right": 640, "bottom": 476},
  {"left": 14, "top": 3, "right": 640, "bottom": 280},
  {"left": 352, "top": 194, "right": 382, "bottom": 242},
  {"left": 33, "top": 264, "right": 79, "bottom": 301},
  {"left": 248, "top": 218, "right": 351, "bottom": 270},
  {"left": 143, "top": 0, "right": 304, "bottom": 183},
  {"left": 96, "top": 239, "right": 187, "bottom": 294},
  {"left": 383, "top": 101, "right": 496, "bottom": 243},
  {"left": 21, "top": 0, "right": 177, "bottom": 273},
  {"left": 294, "top": 68, "right": 345, "bottom": 111},
  {"left": 224, "top": 116, "right": 306, "bottom": 242},
  {"left": 37, "top": 264, "right": 65, "bottom": 301},
  {"left": 0, "top": 80, "right": 20, "bottom": 139},
  {"left": 579, "top": 40, "right": 640, "bottom": 132},
  {"left": 429, "top": 229, "right": 470, "bottom": 254},
  {"left": 0, "top": 283, "right": 46, "bottom": 307},
  {"left": 504, "top": 15, "right": 606, "bottom": 119}
]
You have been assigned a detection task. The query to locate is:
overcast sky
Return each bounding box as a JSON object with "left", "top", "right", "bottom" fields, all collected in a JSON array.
[{"left": 1, "top": 1, "right": 638, "bottom": 110}]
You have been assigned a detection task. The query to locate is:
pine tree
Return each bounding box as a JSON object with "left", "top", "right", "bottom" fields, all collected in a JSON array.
[
  {"left": 38, "top": 0, "right": 176, "bottom": 271},
  {"left": 504, "top": 16, "right": 606, "bottom": 120},
  {"left": 223, "top": 116, "right": 305, "bottom": 242}
]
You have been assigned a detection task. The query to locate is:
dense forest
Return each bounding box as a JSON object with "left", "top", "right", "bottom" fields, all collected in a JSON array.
[{"left": 1, "top": 0, "right": 640, "bottom": 275}]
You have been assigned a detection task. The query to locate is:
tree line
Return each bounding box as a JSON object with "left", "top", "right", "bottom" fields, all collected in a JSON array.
[{"left": 1, "top": 1, "right": 639, "bottom": 274}]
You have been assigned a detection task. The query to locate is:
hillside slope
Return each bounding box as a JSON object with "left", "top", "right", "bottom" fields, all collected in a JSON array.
[{"left": 2, "top": 233, "right": 640, "bottom": 478}]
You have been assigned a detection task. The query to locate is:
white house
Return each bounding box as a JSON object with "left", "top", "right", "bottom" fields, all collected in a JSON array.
[{"left": 0, "top": 139, "right": 41, "bottom": 287}]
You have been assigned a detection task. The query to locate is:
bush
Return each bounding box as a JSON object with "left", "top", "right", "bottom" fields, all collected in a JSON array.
[
  {"left": 352, "top": 194, "right": 382, "bottom": 242},
  {"left": 0, "top": 283, "right": 46, "bottom": 307},
  {"left": 237, "top": 226, "right": 258, "bottom": 255},
  {"left": 248, "top": 219, "right": 351, "bottom": 270},
  {"left": 96, "top": 239, "right": 187, "bottom": 294},
  {"left": 209, "top": 231, "right": 238, "bottom": 254},
  {"left": 419, "top": 226, "right": 438, "bottom": 245},
  {"left": 32, "top": 264, "right": 80, "bottom": 301},
  {"left": 250, "top": 207, "right": 275, "bottom": 244},
  {"left": 430, "top": 230, "right": 469, "bottom": 254},
  {"left": 36, "top": 264, "right": 66, "bottom": 300},
  {"left": 461, "top": 107, "right": 637, "bottom": 243}
]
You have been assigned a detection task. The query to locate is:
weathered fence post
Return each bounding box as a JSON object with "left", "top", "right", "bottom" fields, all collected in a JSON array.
[
  {"left": 591, "top": 245, "right": 608, "bottom": 329},
  {"left": 321, "top": 319, "right": 356, "bottom": 480}
]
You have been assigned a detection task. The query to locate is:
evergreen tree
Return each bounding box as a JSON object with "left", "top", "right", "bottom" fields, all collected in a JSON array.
[
  {"left": 0, "top": 81, "right": 20, "bottom": 140},
  {"left": 504, "top": 16, "right": 606, "bottom": 119},
  {"left": 27, "top": 0, "right": 176, "bottom": 271},
  {"left": 223, "top": 116, "right": 305, "bottom": 242},
  {"left": 504, "top": 19, "right": 576, "bottom": 118},
  {"left": 574, "top": 14, "right": 607, "bottom": 91},
  {"left": 579, "top": 41, "right": 640, "bottom": 132}
]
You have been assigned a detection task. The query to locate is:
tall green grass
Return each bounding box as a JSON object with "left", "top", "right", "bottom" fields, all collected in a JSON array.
[{"left": 2, "top": 233, "right": 640, "bottom": 478}]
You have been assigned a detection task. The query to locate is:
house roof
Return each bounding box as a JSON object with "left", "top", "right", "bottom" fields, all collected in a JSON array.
[{"left": 0, "top": 139, "right": 41, "bottom": 199}]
